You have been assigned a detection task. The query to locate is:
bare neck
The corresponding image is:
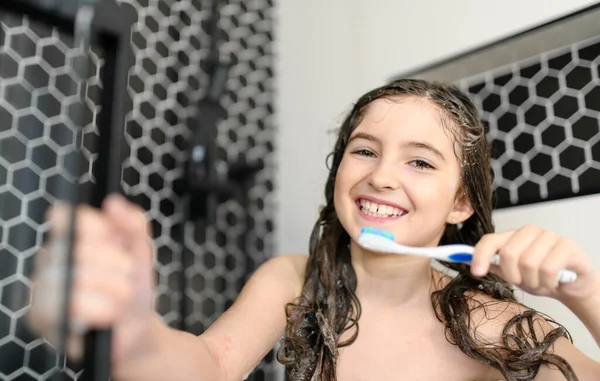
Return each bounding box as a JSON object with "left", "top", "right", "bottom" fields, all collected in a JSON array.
[{"left": 350, "top": 241, "right": 437, "bottom": 308}]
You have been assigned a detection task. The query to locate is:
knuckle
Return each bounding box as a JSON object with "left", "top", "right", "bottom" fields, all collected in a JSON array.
[
  {"left": 540, "top": 263, "right": 560, "bottom": 277},
  {"left": 499, "top": 244, "right": 518, "bottom": 260},
  {"left": 502, "top": 273, "right": 521, "bottom": 285},
  {"left": 518, "top": 256, "right": 538, "bottom": 271},
  {"left": 72, "top": 291, "right": 118, "bottom": 325},
  {"left": 521, "top": 224, "right": 541, "bottom": 233},
  {"left": 476, "top": 233, "right": 495, "bottom": 249},
  {"left": 542, "top": 230, "right": 558, "bottom": 240},
  {"left": 77, "top": 212, "right": 109, "bottom": 238},
  {"left": 561, "top": 237, "right": 577, "bottom": 251}
]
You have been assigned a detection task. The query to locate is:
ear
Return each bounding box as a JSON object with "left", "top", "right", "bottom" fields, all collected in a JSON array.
[{"left": 446, "top": 192, "right": 474, "bottom": 225}]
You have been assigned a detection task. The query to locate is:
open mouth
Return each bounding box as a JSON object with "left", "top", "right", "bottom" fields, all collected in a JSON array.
[{"left": 356, "top": 198, "right": 408, "bottom": 219}]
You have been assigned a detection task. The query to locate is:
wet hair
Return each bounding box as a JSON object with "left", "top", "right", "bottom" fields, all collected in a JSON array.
[{"left": 277, "top": 79, "right": 576, "bottom": 381}]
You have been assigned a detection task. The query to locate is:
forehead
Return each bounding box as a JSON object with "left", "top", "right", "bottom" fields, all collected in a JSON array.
[{"left": 354, "top": 97, "right": 457, "bottom": 148}]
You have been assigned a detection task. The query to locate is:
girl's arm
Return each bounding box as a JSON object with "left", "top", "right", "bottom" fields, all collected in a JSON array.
[{"left": 114, "top": 254, "right": 307, "bottom": 381}]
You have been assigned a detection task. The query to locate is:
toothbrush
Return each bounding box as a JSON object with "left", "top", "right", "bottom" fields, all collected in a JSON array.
[{"left": 357, "top": 227, "right": 578, "bottom": 284}]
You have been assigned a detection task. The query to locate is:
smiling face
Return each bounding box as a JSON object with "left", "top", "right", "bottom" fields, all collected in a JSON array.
[{"left": 333, "top": 96, "right": 474, "bottom": 248}]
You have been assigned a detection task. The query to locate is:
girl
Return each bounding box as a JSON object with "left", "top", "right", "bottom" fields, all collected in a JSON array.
[{"left": 31, "top": 79, "right": 600, "bottom": 380}]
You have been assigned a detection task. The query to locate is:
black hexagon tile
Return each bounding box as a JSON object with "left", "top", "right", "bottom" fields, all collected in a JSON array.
[{"left": 461, "top": 38, "right": 600, "bottom": 208}]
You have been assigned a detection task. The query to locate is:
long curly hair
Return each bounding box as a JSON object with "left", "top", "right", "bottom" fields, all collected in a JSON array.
[{"left": 277, "top": 79, "right": 576, "bottom": 381}]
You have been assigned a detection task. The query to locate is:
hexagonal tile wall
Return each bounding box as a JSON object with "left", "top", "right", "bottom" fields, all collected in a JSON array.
[
  {"left": 460, "top": 37, "right": 600, "bottom": 208},
  {"left": 0, "top": 0, "right": 277, "bottom": 380}
]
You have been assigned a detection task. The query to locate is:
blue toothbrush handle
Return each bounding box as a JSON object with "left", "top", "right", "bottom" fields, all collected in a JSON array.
[
  {"left": 447, "top": 252, "right": 577, "bottom": 284},
  {"left": 490, "top": 255, "right": 578, "bottom": 284}
]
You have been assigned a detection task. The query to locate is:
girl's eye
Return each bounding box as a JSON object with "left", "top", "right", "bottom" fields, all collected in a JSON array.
[
  {"left": 352, "top": 149, "right": 376, "bottom": 158},
  {"left": 410, "top": 159, "right": 434, "bottom": 170}
]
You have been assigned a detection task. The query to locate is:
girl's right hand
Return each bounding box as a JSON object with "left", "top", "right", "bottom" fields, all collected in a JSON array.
[{"left": 28, "top": 194, "right": 157, "bottom": 366}]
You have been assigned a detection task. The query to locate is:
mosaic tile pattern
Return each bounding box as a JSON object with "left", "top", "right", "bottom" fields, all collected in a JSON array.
[
  {"left": 0, "top": 0, "right": 277, "bottom": 379},
  {"left": 460, "top": 37, "right": 600, "bottom": 208}
]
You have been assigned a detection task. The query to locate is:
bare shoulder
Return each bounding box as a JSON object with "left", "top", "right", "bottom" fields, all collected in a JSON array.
[
  {"left": 268, "top": 253, "right": 308, "bottom": 276},
  {"left": 256, "top": 254, "right": 308, "bottom": 298},
  {"left": 466, "top": 292, "right": 600, "bottom": 380},
  {"left": 467, "top": 292, "right": 532, "bottom": 343}
]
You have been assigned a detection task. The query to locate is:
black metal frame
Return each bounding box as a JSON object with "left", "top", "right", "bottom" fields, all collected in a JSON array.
[
  {"left": 0, "top": 0, "right": 136, "bottom": 379},
  {"left": 2, "top": 0, "right": 267, "bottom": 377}
]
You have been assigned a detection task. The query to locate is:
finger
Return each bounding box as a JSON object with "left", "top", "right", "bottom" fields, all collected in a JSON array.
[
  {"left": 103, "top": 194, "right": 149, "bottom": 237},
  {"left": 103, "top": 194, "right": 153, "bottom": 260},
  {"left": 30, "top": 286, "right": 121, "bottom": 342},
  {"left": 42, "top": 322, "right": 86, "bottom": 361},
  {"left": 74, "top": 240, "right": 134, "bottom": 276},
  {"left": 33, "top": 246, "right": 53, "bottom": 277},
  {"left": 496, "top": 225, "right": 544, "bottom": 285},
  {"left": 70, "top": 289, "right": 122, "bottom": 328},
  {"left": 73, "top": 260, "right": 135, "bottom": 303},
  {"left": 38, "top": 238, "right": 132, "bottom": 288},
  {"left": 70, "top": 241, "right": 135, "bottom": 328},
  {"left": 471, "top": 230, "right": 515, "bottom": 277},
  {"left": 47, "top": 203, "right": 112, "bottom": 242},
  {"left": 46, "top": 202, "right": 71, "bottom": 236},
  {"left": 518, "top": 230, "right": 559, "bottom": 289},
  {"left": 66, "top": 334, "right": 84, "bottom": 362},
  {"left": 32, "top": 239, "right": 133, "bottom": 315},
  {"left": 539, "top": 239, "right": 572, "bottom": 290}
]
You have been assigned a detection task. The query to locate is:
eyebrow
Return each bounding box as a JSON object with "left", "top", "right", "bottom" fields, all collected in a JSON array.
[
  {"left": 401, "top": 141, "right": 446, "bottom": 161},
  {"left": 348, "top": 132, "right": 446, "bottom": 161},
  {"left": 348, "top": 132, "right": 380, "bottom": 144}
]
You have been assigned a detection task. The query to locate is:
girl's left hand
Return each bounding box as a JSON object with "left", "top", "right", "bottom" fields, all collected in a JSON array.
[{"left": 471, "top": 224, "right": 600, "bottom": 304}]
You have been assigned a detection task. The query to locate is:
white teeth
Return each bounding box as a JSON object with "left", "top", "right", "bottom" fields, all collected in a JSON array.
[
  {"left": 358, "top": 199, "right": 404, "bottom": 218},
  {"left": 359, "top": 201, "right": 405, "bottom": 218}
]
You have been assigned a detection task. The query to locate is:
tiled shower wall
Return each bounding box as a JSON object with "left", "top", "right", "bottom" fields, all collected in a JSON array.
[
  {"left": 460, "top": 37, "right": 600, "bottom": 209},
  {"left": 0, "top": 0, "right": 278, "bottom": 379}
]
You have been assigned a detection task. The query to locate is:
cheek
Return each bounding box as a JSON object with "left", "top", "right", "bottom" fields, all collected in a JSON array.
[
  {"left": 335, "top": 157, "right": 358, "bottom": 192},
  {"left": 333, "top": 174, "right": 344, "bottom": 208},
  {"left": 333, "top": 157, "right": 363, "bottom": 212},
  {"left": 446, "top": 169, "right": 463, "bottom": 199},
  {"left": 333, "top": 160, "right": 349, "bottom": 205},
  {"left": 447, "top": 180, "right": 459, "bottom": 194},
  {"left": 410, "top": 176, "right": 443, "bottom": 194},
  {"left": 408, "top": 176, "right": 458, "bottom": 208}
]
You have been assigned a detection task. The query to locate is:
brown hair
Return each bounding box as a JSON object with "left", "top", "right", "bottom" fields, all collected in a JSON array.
[{"left": 277, "top": 79, "right": 575, "bottom": 381}]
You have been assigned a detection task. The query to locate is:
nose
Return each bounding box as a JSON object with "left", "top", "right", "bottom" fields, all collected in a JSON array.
[{"left": 367, "top": 161, "right": 400, "bottom": 191}]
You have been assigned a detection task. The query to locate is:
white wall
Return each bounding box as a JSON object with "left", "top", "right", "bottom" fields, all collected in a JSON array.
[
  {"left": 275, "top": 0, "right": 600, "bottom": 360},
  {"left": 494, "top": 194, "right": 600, "bottom": 360}
]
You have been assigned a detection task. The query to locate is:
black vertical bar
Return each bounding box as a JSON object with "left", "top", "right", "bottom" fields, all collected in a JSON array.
[
  {"left": 89, "top": 33, "right": 119, "bottom": 207},
  {"left": 82, "top": 34, "right": 120, "bottom": 381},
  {"left": 82, "top": 1, "right": 136, "bottom": 380},
  {"left": 0, "top": 0, "right": 135, "bottom": 380}
]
